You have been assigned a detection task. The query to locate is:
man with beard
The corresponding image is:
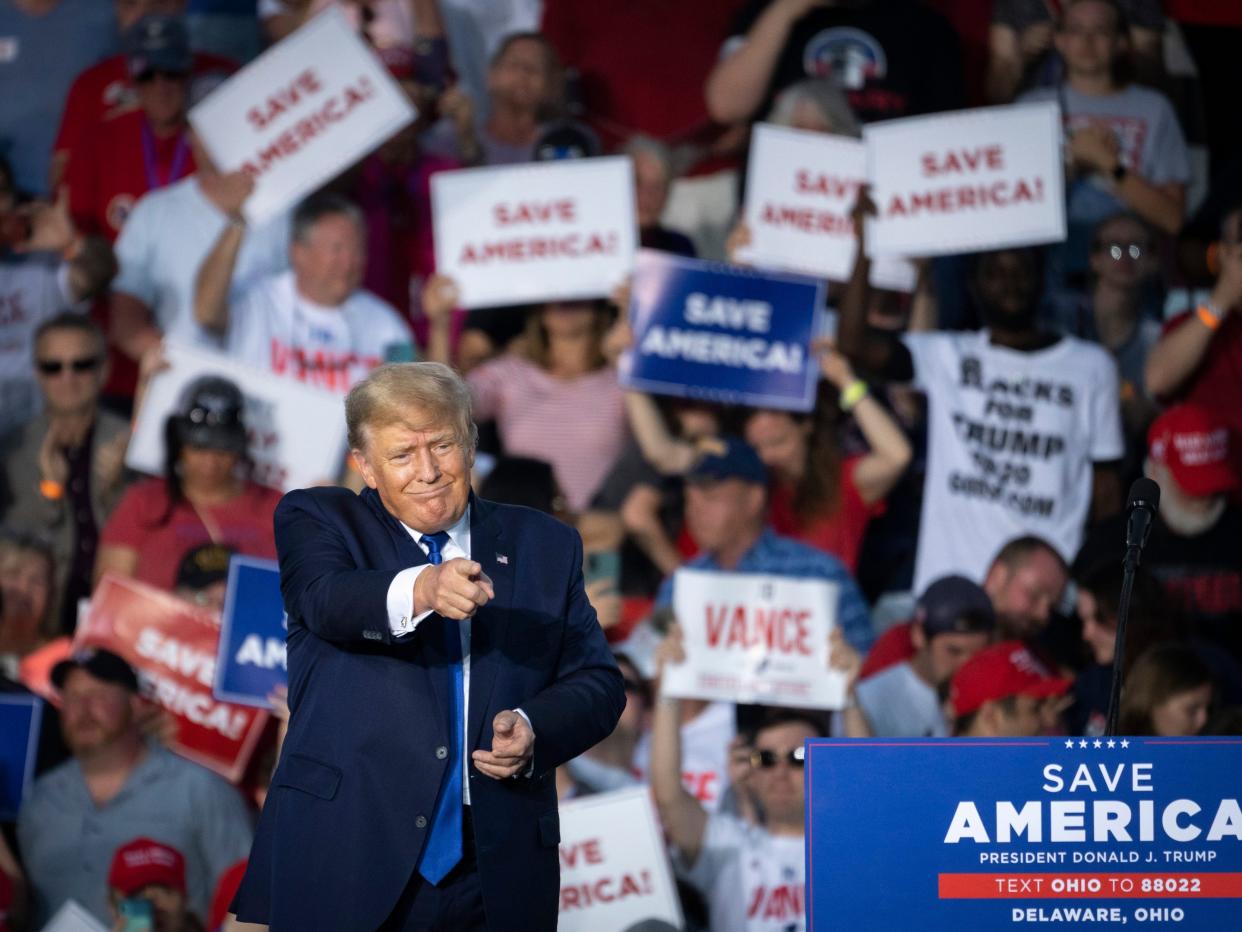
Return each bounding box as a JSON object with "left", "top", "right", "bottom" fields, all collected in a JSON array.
[
  {"left": 839, "top": 234, "right": 1124, "bottom": 595},
  {"left": 16, "top": 648, "right": 251, "bottom": 927}
]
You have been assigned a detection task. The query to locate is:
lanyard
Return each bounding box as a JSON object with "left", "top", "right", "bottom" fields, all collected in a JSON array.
[{"left": 140, "top": 119, "right": 190, "bottom": 191}]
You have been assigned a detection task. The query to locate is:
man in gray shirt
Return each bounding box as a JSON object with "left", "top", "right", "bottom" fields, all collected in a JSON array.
[
  {"left": 17, "top": 648, "right": 252, "bottom": 926},
  {"left": 855, "top": 576, "right": 996, "bottom": 737}
]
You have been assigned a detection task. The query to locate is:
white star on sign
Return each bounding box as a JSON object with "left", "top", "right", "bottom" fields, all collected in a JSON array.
[
  {"left": 1120, "top": 739, "right": 1130, "bottom": 748},
  {"left": 1065, "top": 739, "right": 1075, "bottom": 749},
  {"left": 1107, "top": 740, "right": 1116, "bottom": 748},
  {"left": 1093, "top": 740, "right": 1103, "bottom": 749},
  {"left": 1079, "top": 739, "right": 1089, "bottom": 748}
]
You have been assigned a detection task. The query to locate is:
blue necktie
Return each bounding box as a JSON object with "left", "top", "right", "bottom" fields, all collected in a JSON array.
[{"left": 417, "top": 531, "right": 463, "bottom": 884}]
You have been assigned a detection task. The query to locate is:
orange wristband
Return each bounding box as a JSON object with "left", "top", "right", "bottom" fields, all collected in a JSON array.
[
  {"left": 39, "top": 479, "right": 65, "bottom": 500},
  {"left": 1197, "top": 304, "right": 1221, "bottom": 331}
]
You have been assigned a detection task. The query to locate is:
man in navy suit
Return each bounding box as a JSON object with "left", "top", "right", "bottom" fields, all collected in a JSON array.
[{"left": 232, "top": 362, "right": 625, "bottom": 930}]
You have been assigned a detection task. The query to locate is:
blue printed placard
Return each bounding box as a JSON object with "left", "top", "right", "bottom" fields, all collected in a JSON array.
[
  {"left": 806, "top": 738, "right": 1242, "bottom": 931},
  {"left": 0, "top": 694, "right": 43, "bottom": 820},
  {"left": 618, "top": 249, "right": 824, "bottom": 411},
  {"left": 214, "top": 556, "right": 287, "bottom": 709}
]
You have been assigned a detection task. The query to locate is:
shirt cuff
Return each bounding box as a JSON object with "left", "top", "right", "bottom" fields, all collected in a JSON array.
[
  {"left": 386, "top": 566, "right": 435, "bottom": 638},
  {"left": 515, "top": 708, "right": 536, "bottom": 778}
]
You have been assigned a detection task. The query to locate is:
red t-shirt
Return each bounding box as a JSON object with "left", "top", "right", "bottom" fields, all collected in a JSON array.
[
  {"left": 859, "top": 621, "right": 916, "bottom": 680},
  {"left": 54, "top": 51, "right": 235, "bottom": 167},
  {"left": 1159, "top": 311, "right": 1242, "bottom": 484},
  {"left": 765, "top": 455, "right": 885, "bottom": 572},
  {"left": 66, "top": 109, "right": 196, "bottom": 242},
  {"left": 541, "top": 0, "right": 748, "bottom": 150},
  {"left": 100, "top": 478, "right": 280, "bottom": 590}
]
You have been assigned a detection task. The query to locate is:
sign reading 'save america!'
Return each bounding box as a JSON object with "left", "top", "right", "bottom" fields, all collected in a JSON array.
[
  {"left": 806, "top": 738, "right": 1242, "bottom": 931},
  {"left": 189, "top": 6, "right": 415, "bottom": 224},
  {"left": 431, "top": 157, "right": 636, "bottom": 309}
]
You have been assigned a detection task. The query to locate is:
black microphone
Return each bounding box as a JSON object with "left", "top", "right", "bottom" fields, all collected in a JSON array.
[{"left": 1125, "top": 477, "right": 1161, "bottom": 553}]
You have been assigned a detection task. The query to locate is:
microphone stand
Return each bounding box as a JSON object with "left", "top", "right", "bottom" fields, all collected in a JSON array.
[{"left": 1103, "top": 545, "right": 1141, "bottom": 738}]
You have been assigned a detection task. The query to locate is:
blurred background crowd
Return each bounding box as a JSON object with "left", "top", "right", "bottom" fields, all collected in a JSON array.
[{"left": 2, "top": 0, "right": 1242, "bottom": 929}]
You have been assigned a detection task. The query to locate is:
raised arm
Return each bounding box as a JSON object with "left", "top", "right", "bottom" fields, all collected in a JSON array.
[
  {"left": 704, "top": 0, "right": 824, "bottom": 125},
  {"left": 649, "top": 624, "right": 710, "bottom": 864},
  {"left": 1146, "top": 239, "right": 1242, "bottom": 398},
  {"left": 816, "top": 340, "right": 912, "bottom": 506},
  {"left": 193, "top": 173, "right": 255, "bottom": 334}
]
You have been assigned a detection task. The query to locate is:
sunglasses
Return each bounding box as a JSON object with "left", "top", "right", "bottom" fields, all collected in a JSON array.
[
  {"left": 135, "top": 69, "right": 189, "bottom": 84},
  {"left": 750, "top": 747, "right": 806, "bottom": 770},
  {"left": 37, "top": 356, "right": 101, "bottom": 375}
]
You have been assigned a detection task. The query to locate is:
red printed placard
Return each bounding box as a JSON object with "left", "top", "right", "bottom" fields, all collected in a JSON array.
[
  {"left": 864, "top": 102, "right": 1066, "bottom": 257},
  {"left": 76, "top": 575, "right": 269, "bottom": 783},
  {"left": 662, "top": 568, "right": 846, "bottom": 709}
]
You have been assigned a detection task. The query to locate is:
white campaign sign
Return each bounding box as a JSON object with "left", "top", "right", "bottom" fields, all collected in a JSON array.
[
  {"left": 189, "top": 6, "right": 415, "bottom": 224},
  {"left": 664, "top": 568, "right": 846, "bottom": 709},
  {"left": 743, "top": 124, "right": 916, "bottom": 291},
  {"left": 558, "top": 788, "right": 684, "bottom": 932},
  {"left": 864, "top": 101, "right": 1066, "bottom": 257},
  {"left": 431, "top": 157, "right": 637, "bottom": 309},
  {"left": 126, "top": 342, "right": 347, "bottom": 491}
]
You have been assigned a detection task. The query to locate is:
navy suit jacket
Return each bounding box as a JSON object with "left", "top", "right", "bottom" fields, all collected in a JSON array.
[{"left": 233, "top": 487, "right": 625, "bottom": 930}]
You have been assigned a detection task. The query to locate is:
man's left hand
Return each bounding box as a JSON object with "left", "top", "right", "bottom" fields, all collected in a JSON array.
[{"left": 472, "top": 710, "right": 534, "bottom": 780}]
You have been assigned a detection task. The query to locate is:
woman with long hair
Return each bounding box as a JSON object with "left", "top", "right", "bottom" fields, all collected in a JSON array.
[
  {"left": 1119, "top": 643, "right": 1214, "bottom": 737},
  {"left": 95, "top": 375, "right": 279, "bottom": 591}
]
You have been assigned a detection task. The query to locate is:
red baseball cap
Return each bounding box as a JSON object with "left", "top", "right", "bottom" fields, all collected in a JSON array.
[
  {"left": 1148, "top": 404, "right": 1236, "bottom": 497},
  {"left": 108, "top": 838, "right": 186, "bottom": 897},
  {"left": 949, "top": 641, "right": 1072, "bottom": 717}
]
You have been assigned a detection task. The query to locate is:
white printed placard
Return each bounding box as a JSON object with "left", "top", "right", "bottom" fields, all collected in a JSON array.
[
  {"left": 558, "top": 788, "right": 684, "bottom": 932},
  {"left": 663, "top": 569, "right": 846, "bottom": 710},
  {"left": 189, "top": 6, "right": 415, "bottom": 224},
  {"left": 864, "top": 101, "right": 1065, "bottom": 257},
  {"left": 431, "top": 157, "right": 637, "bottom": 309},
  {"left": 743, "top": 124, "right": 916, "bottom": 291},
  {"left": 126, "top": 342, "right": 347, "bottom": 491}
]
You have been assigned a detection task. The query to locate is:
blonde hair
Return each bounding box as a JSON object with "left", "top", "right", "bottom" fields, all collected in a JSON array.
[{"left": 345, "top": 362, "right": 479, "bottom": 453}]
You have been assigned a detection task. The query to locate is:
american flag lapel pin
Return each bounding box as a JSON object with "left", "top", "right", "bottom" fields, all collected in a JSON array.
[{"left": 496, "top": 553, "right": 509, "bottom": 565}]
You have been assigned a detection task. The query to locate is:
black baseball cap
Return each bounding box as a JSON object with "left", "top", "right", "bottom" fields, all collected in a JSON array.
[
  {"left": 51, "top": 648, "right": 139, "bottom": 693},
  {"left": 915, "top": 575, "right": 996, "bottom": 638},
  {"left": 686, "top": 436, "right": 768, "bottom": 487},
  {"left": 175, "top": 543, "right": 236, "bottom": 591},
  {"left": 172, "top": 375, "right": 248, "bottom": 454},
  {"left": 125, "top": 15, "right": 192, "bottom": 79}
]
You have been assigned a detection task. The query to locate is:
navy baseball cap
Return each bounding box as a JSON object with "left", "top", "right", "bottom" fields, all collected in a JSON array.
[
  {"left": 51, "top": 647, "right": 140, "bottom": 693},
  {"left": 125, "top": 15, "right": 192, "bottom": 79},
  {"left": 916, "top": 575, "right": 996, "bottom": 637},
  {"left": 686, "top": 436, "right": 768, "bottom": 487}
]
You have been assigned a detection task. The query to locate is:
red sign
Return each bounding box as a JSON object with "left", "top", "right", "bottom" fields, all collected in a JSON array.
[{"left": 77, "top": 575, "right": 269, "bottom": 783}]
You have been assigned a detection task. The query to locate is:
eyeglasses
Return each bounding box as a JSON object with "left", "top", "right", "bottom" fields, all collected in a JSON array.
[
  {"left": 750, "top": 747, "right": 806, "bottom": 770},
  {"left": 135, "top": 69, "right": 189, "bottom": 84},
  {"left": 37, "top": 356, "right": 101, "bottom": 376},
  {"left": 1100, "top": 241, "right": 1146, "bottom": 261}
]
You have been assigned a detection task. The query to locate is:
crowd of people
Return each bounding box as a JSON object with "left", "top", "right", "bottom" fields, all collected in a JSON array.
[{"left": 3, "top": 0, "right": 1242, "bottom": 929}]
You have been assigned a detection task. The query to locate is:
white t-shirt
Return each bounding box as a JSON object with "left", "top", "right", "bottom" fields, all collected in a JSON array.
[
  {"left": 227, "top": 270, "right": 412, "bottom": 393},
  {"left": 680, "top": 814, "right": 806, "bottom": 932},
  {"left": 904, "top": 329, "right": 1123, "bottom": 593},
  {"left": 112, "top": 176, "right": 290, "bottom": 348},
  {"left": 855, "top": 660, "right": 947, "bottom": 737},
  {"left": 0, "top": 257, "right": 76, "bottom": 436},
  {"left": 632, "top": 700, "right": 734, "bottom": 813}
]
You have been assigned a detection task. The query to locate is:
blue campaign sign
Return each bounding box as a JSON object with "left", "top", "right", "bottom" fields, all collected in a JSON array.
[
  {"left": 214, "top": 556, "right": 287, "bottom": 709},
  {"left": 806, "top": 738, "right": 1242, "bottom": 931},
  {"left": 618, "top": 248, "right": 824, "bottom": 411},
  {"left": 0, "top": 694, "right": 43, "bottom": 820}
]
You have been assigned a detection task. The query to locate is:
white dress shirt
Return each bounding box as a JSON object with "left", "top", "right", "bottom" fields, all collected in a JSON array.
[{"left": 384, "top": 506, "right": 532, "bottom": 800}]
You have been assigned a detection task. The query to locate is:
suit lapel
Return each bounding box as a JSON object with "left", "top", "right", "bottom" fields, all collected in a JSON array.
[{"left": 468, "top": 497, "right": 512, "bottom": 752}]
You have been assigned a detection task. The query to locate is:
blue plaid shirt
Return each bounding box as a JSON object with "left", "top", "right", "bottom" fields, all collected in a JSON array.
[{"left": 655, "top": 528, "right": 875, "bottom": 653}]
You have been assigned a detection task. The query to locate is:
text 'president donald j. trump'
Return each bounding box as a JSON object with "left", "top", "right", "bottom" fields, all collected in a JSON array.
[{"left": 232, "top": 362, "right": 626, "bottom": 930}]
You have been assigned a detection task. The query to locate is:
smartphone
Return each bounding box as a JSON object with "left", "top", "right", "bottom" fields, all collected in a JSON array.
[
  {"left": 118, "top": 897, "right": 154, "bottom": 932},
  {"left": 584, "top": 550, "right": 620, "bottom": 592}
]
